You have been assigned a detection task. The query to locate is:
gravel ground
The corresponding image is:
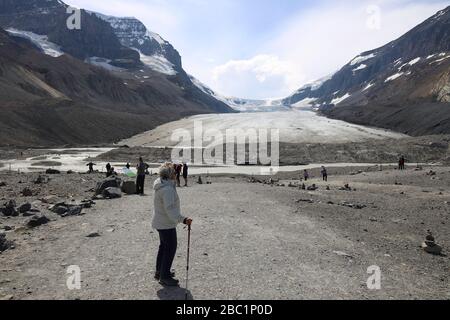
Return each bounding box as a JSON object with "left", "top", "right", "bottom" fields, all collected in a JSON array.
[{"left": 0, "top": 166, "right": 449, "bottom": 300}]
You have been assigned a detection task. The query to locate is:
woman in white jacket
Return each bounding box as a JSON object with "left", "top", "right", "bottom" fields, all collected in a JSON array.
[{"left": 153, "top": 163, "right": 192, "bottom": 286}]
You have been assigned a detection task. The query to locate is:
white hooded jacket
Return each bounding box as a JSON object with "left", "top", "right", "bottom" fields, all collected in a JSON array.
[{"left": 152, "top": 178, "right": 186, "bottom": 230}]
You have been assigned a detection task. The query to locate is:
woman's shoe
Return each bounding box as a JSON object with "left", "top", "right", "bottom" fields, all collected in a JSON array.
[
  {"left": 154, "top": 271, "right": 175, "bottom": 280},
  {"left": 159, "top": 277, "right": 180, "bottom": 287}
]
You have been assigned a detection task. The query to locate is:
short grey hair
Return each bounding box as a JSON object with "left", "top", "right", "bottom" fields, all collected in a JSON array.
[{"left": 159, "top": 162, "right": 175, "bottom": 180}]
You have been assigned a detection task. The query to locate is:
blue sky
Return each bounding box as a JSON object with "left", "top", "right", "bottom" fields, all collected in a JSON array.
[{"left": 68, "top": 0, "right": 450, "bottom": 99}]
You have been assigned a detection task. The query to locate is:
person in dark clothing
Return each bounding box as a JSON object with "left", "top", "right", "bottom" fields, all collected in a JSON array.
[
  {"left": 126, "top": 163, "right": 131, "bottom": 170},
  {"left": 182, "top": 163, "right": 189, "bottom": 187},
  {"left": 175, "top": 164, "right": 182, "bottom": 187},
  {"left": 399, "top": 156, "right": 406, "bottom": 170},
  {"left": 86, "top": 162, "right": 96, "bottom": 174},
  {"left": 136, "top": 157, "right": 149, "bottom": 195},
  {"left": 303, "top": 169, "right": 309, "bottom": 181},
  {"left": 106, "top": 163, "right": 112, "bottom": 177},
  {"left": 321, "top": 166, "right": 328, "bottom": 182}
]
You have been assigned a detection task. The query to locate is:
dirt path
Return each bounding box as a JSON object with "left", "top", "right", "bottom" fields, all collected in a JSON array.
[{"left": 1, "top": 168, "right": 449, "bottom": 300}]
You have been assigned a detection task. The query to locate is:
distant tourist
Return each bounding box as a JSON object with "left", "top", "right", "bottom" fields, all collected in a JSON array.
[
  {"left": 303, "top": 169, "right": 309, "bottom": 181},
  {"left": 321, "top": 166, "right": 328, "bottom": 182},
  {"left": 152, "top": 163, "right": 192, "bottom": 286},
  {"left": 182, "top": 162, "right": 189, "bottom": 187},
  {"left": 106, "top": 163, "right": 112, "bottom": 177},
  {"left": 175, "top": 164, "right": 182, "bottom": 187},
  {"left": 399, "top": 156, "right": 406, "bottom": 170},
  {"left": 126, "top": 163, "right": 131, "bottom": 170},
  {"left": 86, "top": 162, "right": 96, "bottom": 174},
  {"left": 136, "top": 157, "right": 149, "bottom": 195}
]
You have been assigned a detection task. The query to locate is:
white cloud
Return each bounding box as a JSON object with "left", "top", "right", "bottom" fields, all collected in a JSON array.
[{"left": 211, "top": 55, "right": 305, "bottom": 98}]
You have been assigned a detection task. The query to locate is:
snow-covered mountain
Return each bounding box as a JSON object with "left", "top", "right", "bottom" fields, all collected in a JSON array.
[
  {"left": 284, "top": 6, "right": 450, "bottom": 135},
  {"left": 90, "top": 12, "right": 182, "bottom": 76},
  {"left": 284, "top": 6, "right": 450, "bottom": 109}
]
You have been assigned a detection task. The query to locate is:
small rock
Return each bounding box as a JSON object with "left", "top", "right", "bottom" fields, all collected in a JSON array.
[
  {"left": 34, "top": 175, "right": 48, "bottom": 184},
  {"left": 81, "top": 199, "right": 95, "bottom": 209},
  {"left": 297, "top": 199, "right": 314, "bottom": 204},
  {"left": 40, "top": 195, "right": 59, "bottom": 204},
  {"left": 86, "top": 232, "right": 101, "bottom": 238},
  {"left": 1, "top": 200, "right": 18, "bottom": 217},
  {"left": 18, "top": 203, "right": 32, "bottom": 214},
  {"left": 50, "top": 204, "right": 68, "bottom": 216},
  {"left": 0, "top": 232, "right": 13, "bottom": 252},
  {"left": 422, "top": 231, "right": 443, "bottom": 255},
  {"left": 66, "top": 205, "right": 83, "bottom": 217},
  {"left": 333, "top": 251, "right": 353, "bottom": 259},
  {"left": 0, "top": 181, "right": 6, "bottom": 187},
  {"left": 21, "top": 187, "right": 33, "bottom": 197},
  {"left": 46, "top": 169, "right": 61, "bottom": 174},
  {"left": 27, "top": 214, "right": 50, "bottom": 228}
]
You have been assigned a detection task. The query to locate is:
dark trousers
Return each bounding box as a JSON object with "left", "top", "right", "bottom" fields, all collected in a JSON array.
[
  {"left": 136, "top": 175, "right": 145, "bottom": 194},
  {"left": 156, "top": 229, "right": 178, "bottom": 279},
  {"left": 323, "top": 175, "right": 328, "bottom": 181}
]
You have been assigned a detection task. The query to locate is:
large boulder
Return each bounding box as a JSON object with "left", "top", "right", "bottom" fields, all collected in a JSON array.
[
  {"left": 121, "top": 181, "right": 136, "bottom": 195},
  {"left": 50, "top": 203, "right": 84, "bottom": 217},
  {"left": 1, "top": 200, "right": 18, "bottom": 217},
  {"left": 102, "top": 187, "right": 122, "bottom": 199},
  {"left": 95, "top": 177, "right": 122, "bottom": 195},
  {"left": 27, "top": 214, "right": 50, "bottom": 228}
]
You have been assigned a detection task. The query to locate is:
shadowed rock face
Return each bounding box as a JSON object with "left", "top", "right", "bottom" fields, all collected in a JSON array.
[
  {"left": 0, "top": 0, "right": 234, "bottom": 147},
  {"left": 0, "top": 0, "right": 140, "bottom": 66}
]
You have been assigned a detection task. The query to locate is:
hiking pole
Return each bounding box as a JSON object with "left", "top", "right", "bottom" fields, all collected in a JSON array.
[{"left": 185, "top": 224, "right": 192, "bottom": 301}]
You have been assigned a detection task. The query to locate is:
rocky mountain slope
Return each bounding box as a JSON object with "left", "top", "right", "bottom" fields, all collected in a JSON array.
[
  {"left": 284, "top": 6, "right": 450, "bottom": 135},
  {"left": 0, "top": 0, "right": 233, "bottom": 147}
]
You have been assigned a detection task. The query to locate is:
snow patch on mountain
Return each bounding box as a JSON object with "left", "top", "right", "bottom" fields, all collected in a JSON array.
[
  {"left": 363, "top": 82, "right": 374, "bottom": 92},
  {"left": 136, "top": 50, "right": 177, "bottom": 75},
  {"left": 385, "top": 72, "right": 404, "bottom": 82},
  {"left": 85, "top": 57, "right": 125, "bottom": 72},
  {"left": 291, "top": 98, "right": 317, "bottom": 109},
  {"left": 350, "top": 53, "right": 376, "bottom": 66},
  {"left": 331, "top": 93, "right": 351, "bottom": 105},
  {"left": 6, "top": 28, "right": 63, "bottom": 57},
  {"left": 353, "top": 64, "right": 367, "bottom": 72}
]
